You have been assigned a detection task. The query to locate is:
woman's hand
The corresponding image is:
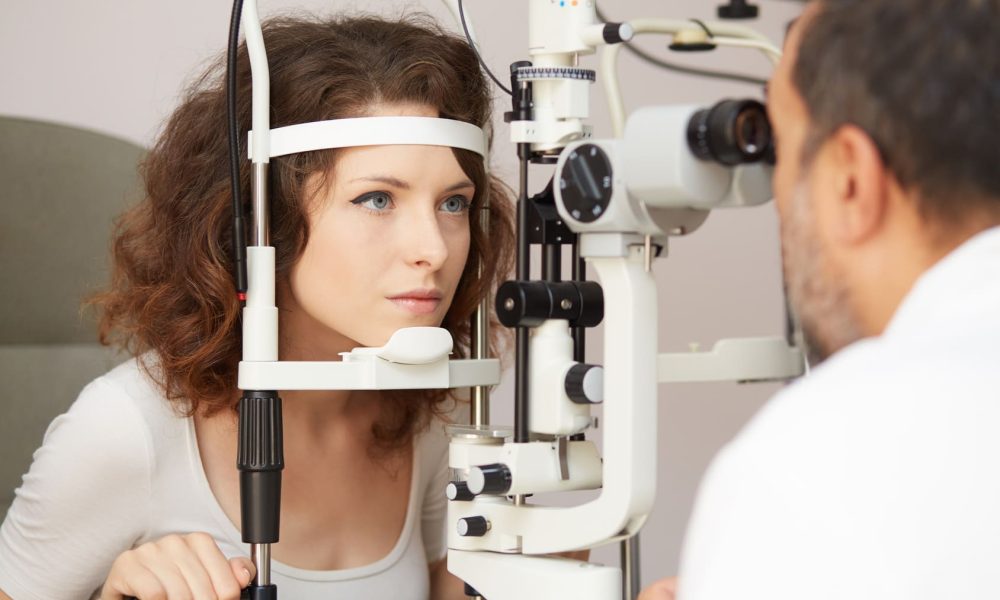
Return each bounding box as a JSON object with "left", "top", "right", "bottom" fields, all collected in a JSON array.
[
  {"left": 99, "top": 532, "right": 255, "bottom": 600},
  {"left": 638, "top": 577, "right": 678, "bottom": 600}
]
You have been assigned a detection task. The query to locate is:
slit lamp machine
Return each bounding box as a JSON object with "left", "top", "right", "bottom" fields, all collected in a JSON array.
[{"left": 225, "top": 1, "right": 806, "bottom": 599}]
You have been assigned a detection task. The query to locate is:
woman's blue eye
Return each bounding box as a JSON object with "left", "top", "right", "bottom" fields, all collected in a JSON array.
[
  {"left": 441, "top": 195, "right": 470, "bottom": 214},
  {"left": 351, "top": 191, "right": 393, "bottom": 212}
]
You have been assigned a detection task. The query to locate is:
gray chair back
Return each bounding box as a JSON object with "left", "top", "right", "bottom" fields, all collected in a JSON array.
[{"left": 0, "top": 116, "right": 144, "bottom": 516}]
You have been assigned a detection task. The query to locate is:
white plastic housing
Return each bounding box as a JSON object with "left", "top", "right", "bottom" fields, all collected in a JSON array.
[
  {"left": 450, "top": 439, "right": 603, "bottom": 497},
  {"left": 528, "top": 0, "right": 598, "bottom": 58},
  {"left": 623, "top": 105, "right": 733, "bottom": 210},
  {"left": 530, "top": 320, "right": 592, "bottom": 435},
  {"left": 719, "top": 162, "right": 774, "bottom": 208},
  {"left": 553, "top": 140, "right": 711, "bottom": 237},
  {"left": 659, "top": 336, "right": 805, "bottom": 384},
  {"left": 447, "top": 238, "right": 658, "bottom": 555},
  {"left": 449, "top": 551, "right": 620, "bottom": 600},
  {"left": 242, "top": 246, "right": 278, "bottom": 362}
]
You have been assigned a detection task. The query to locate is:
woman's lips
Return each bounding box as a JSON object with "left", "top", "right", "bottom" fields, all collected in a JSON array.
[
  {"left": 387, "top": 290, "right": 443, "bottom": 315},
  {"left": 388, "top": 297, "right": 441, "bottom": 315}
]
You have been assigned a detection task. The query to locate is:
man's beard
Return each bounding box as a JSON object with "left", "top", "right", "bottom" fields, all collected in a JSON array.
[{"left": 781, "top": 183, "right": 866, "bottom": 364}]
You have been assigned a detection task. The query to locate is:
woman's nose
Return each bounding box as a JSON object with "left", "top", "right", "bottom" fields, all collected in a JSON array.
[{"left": 402, "top": 210, "right": 449, "bottom": 270}]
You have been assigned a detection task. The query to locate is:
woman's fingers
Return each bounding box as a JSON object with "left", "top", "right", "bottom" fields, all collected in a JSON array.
[
  {"left": 638, "top": 576, "right": 679, "bottom": 600},
  {"left": 228, "top": 557, "right": 256, "bottom": 591},
  {"left": 100, "top": 554, "right": 165, "bottom": 600},
  {"left": 100, "top": 533, "right": 252, "bottom": 600},
  {"left": 157, "top": 534, "right": 220, "bottom": 599},
  {"left": 133, "top": 541, "right": 195, "bottom": 600},
  {"left": 185, "top": 532, "right": 252, "bottom": 600}
]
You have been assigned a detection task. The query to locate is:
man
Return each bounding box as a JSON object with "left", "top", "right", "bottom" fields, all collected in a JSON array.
[{"left": 642, "top": 0, "right": 1000, "bottom": 598}]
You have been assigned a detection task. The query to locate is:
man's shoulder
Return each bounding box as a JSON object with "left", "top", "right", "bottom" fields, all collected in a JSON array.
[{"left": 724, "top": 330, "right": 1000, "bottom": 479}]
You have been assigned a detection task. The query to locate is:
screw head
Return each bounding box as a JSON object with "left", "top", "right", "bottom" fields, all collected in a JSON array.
[
  {"left": 504, "top": 298, "right": 516, "bottom": 311},
  {"left": 560, "top": 299, "right": 573, "bottom": 310}
]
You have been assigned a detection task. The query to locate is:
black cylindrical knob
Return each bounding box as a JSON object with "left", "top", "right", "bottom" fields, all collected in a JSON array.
[
  {"left": 565, "top": 364, "right": 604, "bottom": 405},
  {"left": 245, "top": 585, "right": 277, "bottom": 600},
  {"left": 238, "top": 390, "right": 284, "bottom": 543},
  {"left": 457, "top": 516, "right": 491, "bottom": 537},
  {"left": 446, "top": 481, "right": 476, "bottom": 502},
  {"left": 602, "top": 22, "right": 633, "bottom": 44},
  {"left": 467, "top": 463, "right": 512, "bottom": 496},
  {"left": 510, "top": 60, "right": 534, "bottom": 122},
  {"left": 718, "top": 0, "right": 759, "bottom": 19},
  {"left": 496, "top": 280, "right": 551, "bottom": 328},
  {"left": 573, "top": 281, "right": 604, "bottom": 328}
]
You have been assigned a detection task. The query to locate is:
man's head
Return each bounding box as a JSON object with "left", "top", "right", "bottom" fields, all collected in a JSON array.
[{"left": 768, "top": 0, "right": 1000, "bottom": 362}]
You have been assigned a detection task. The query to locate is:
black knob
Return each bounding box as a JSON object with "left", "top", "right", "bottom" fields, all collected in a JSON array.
[
  {"left": 467, "top": 463, "right": 512, "bottom": 495},
  {"left": 559, "top": 144, "right": 613, "bottom": 224},
  {"left": 497, "top": 280, "right": 551, "bottom": 328},
  {"left": 602, "top": 22, "right": 631, "bottom": 44},
  {"left": 446, "top": 481, "right": 476, "bottom": 502},
  {"left": 496, "top": 280, "right": 605, "bottom": 329},
  {"left": 565, "top": 364, "right": 604, "bottom": 404},
  {"left": 457, "top": 516, "right": 491, "bottom": 537},
  {"left": 718, "top": 0, "right": 759, "bottom": 19},
  {"left": 237, "top": 390, "right": 284, "bottom": 544}
]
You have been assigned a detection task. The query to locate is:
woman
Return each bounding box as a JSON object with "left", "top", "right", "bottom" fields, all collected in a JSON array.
[{"left": 0, "top": 14, "right": 514, "bottom": 600}]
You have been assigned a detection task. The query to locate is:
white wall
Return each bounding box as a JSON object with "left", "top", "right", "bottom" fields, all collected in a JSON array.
[{"left": 0, "top": 0, "right": 803, "bottom": 589}]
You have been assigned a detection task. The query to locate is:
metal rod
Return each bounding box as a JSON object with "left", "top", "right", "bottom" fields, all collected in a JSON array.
[
  {"left": 514, "top": 150, "right": 530, "bottom": 444},
  {"left": 572, "top": 241, "right": 586, "bottom": 362},
  {"left": 471, "top": 201, "right": 492, "bottom": 426},
  {"left": 542, "top": 243, "right": 562, "bottom": 282},
  {"left": 620, "top": 534, "right": 641, "bottom": 600},
  {"left": 644, "top": 234, "right": 652, "bottom": 272},
  {"left": 250, "top": 163, "right": 269, "bottom": 246},
  {"left": 252, "top": 543, "right": 271, "bottom": 586}
]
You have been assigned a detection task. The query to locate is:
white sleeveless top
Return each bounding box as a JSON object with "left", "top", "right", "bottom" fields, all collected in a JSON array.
[{"left": 0, "top": 357, "right": 452, "bottom": 599}]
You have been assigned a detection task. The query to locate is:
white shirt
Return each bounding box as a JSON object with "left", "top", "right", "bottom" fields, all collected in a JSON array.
[
  {"left": 0, "top": 357, "right": 452, "bottom": 600},
  {"left": 679, "top": 226, "right": 1000, "bottom": 599}
]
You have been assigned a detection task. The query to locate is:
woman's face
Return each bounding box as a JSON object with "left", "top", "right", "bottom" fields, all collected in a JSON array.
[{"left": 280, "top": 104, "right": 474, "bottom": 358}]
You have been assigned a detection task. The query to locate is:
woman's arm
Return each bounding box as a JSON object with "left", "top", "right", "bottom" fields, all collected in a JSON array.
[
  {"left": 429, "top": 558, "right": 467, "bottom": 600},
  {"left": 0, "top": 379, "right": 151, "bottom": 598}
]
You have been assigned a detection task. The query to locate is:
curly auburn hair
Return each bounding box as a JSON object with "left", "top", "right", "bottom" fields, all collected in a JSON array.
[{"left": 91, "top": 14, "right": 515, "bottom": 453}]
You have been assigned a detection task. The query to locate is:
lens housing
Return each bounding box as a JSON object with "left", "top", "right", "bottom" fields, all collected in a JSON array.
[{"left": 687, "top": 99, "right": 772, "bottom": 166}]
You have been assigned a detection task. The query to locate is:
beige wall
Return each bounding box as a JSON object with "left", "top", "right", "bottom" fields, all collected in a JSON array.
[{"left": 0, "top": 0, "right": 803, "bottom": 587}]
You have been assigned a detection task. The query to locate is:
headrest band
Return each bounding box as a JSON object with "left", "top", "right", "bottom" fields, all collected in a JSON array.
[{"left": 248, "top": 116, "right": 487, "bottom": 160}]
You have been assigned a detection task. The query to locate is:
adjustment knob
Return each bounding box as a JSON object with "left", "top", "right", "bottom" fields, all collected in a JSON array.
[
  {"left": 558, "top": 144, "right": 613, "bottom": 224},
  {"left": 565, "top": 364, "right": 604, "bottom": 404},
  {"left": 457, "top": 516, "right": 491, "bottom": 537},
  {"left": 467, "top": 463, "right": 512, "bottom": 496},
  {"left": 717, "top": 0, "right": 759, "bottom": 19},
  {"left": 602, "top": 22, "right": 635, "bottom": 44},
  {"left": 446, "top": 481, "right": 475, "bottom": 502}
]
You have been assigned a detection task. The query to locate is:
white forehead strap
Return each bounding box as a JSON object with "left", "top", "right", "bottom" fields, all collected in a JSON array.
[{"left": 248, "top": 116, "right": 487, "bottom": 160}]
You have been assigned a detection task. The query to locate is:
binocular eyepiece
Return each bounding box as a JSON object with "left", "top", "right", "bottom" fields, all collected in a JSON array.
[{"left": 687, "top": 99, "right": 773, "bottom": 166}]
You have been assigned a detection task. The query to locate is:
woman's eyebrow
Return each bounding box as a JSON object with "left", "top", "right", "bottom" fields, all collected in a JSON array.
[
  {"left": 444, "top": 180, "right": 475, "bottom": 193},
  {"left": 350, "top": 175, "right": 474, "bottom": 193},
  {"left": 351, "top": 175, "right": 410, "bottom": 189}
]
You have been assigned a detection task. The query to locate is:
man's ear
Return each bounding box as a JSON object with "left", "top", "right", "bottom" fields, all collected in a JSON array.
[{"left": 823, "top": 124, "right": 889, "bottom": 245}]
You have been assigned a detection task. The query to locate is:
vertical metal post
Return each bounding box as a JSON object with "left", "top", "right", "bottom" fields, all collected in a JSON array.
[
  {"left": 620, "top": 534, "right": 642, "bottom": 600},
  {"left": 572, "top": 241, "right": 586, "bottom": 362},
  {"left": 470, "top": 197, "right": 492, "bottom": 427},
  {"left": 542, "top": 244, "right": 562, "bottom": 282}
]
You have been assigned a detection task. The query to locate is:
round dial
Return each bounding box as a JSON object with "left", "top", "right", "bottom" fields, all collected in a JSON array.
[{"left": 559, "top": 144, "right": 613, "bottom": 224}]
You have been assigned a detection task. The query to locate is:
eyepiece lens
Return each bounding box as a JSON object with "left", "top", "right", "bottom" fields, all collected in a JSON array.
[{"left": 687, "top": 99, "right": 773, "bottom": 166}]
